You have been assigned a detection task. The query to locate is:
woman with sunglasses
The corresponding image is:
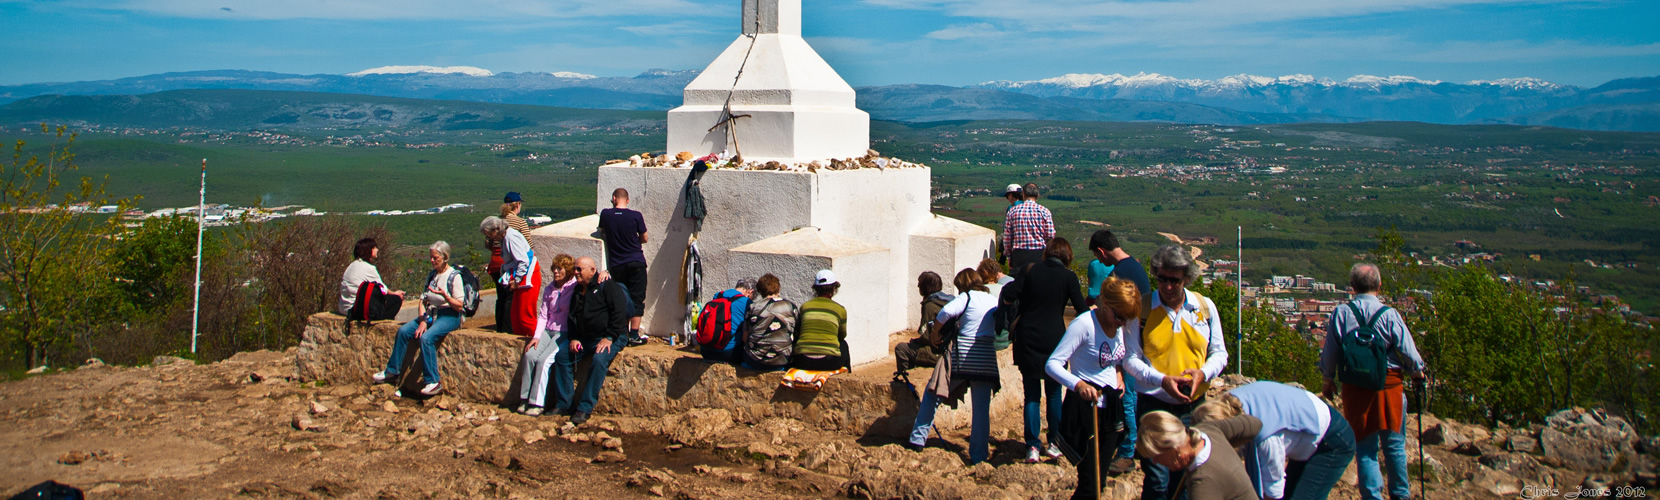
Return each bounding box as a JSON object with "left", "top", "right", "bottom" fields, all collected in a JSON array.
[{"left": 1046, "top": 277, "right": 1142, "bottom": 499}]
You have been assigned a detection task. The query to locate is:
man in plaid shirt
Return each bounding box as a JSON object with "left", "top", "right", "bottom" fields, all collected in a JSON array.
[{"left": 1003, "top": 182, "right": 1054, "bottom": 278}]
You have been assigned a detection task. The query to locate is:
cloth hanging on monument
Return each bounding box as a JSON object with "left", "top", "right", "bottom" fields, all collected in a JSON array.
[{"left": 683, "top": 160, "right": 709, "bottom": 231}]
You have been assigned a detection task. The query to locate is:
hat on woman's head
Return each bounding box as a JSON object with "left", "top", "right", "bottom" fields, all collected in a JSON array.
[
  {"left": 814, "top": 270, "right": 838, "bottom": 286},
  {"left": 503, "top": 192, "right": 523, "bottom": 203},
  {"left": 1004, "top": 184, "right": 1022, "bottom": 195}
]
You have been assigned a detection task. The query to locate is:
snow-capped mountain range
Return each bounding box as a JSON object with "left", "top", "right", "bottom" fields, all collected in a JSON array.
[
  {"left": 982, "top": 72, "right": 1569, "bottom": 91},
  {"left": 1, "top": 67, "right": 1656, "bottom": 130}
]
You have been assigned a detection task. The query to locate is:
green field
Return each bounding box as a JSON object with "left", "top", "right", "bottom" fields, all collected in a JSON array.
[{"left": 7, "top": 93, "right": 1658, "bottom": 314}]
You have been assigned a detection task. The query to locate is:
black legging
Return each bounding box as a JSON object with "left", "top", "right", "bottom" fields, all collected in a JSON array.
[{"left": 790, "top": 339, "right": 851, "bottom": 371}]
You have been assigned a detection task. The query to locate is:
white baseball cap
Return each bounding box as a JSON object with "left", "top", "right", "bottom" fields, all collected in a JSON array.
[
  {"left": 1004, "top": 184, "right": 1022, "bottom": 195},
  {"left": 814, "top": 270, "right": 838, "bottom": 286}
]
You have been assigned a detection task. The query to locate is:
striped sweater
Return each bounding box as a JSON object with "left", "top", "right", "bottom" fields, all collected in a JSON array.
[{"left": 794, "top": 297, "right": 847, "bottom": 357}]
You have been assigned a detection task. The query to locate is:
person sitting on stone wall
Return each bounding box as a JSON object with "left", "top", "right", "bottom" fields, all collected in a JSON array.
[
  {"left": 339, "top": 237, "right": 405, "bottom": 319},
  {"left": 372, "top": 241, "right": 466, "bottom": 397},
  {"left": 515, "top": 253, "right": 577, "bottom": 417},
  {"left": 741, "top": 274, "right": 797, "bottom": 371},
  {"left": 551, "top": 256, "right": 630, "bottom": 425},
  {"left": 894, "top": 271, "right": 954, "bottom": 381},
  {"left": 791, "top": 270, "right": 850, "bottom": 371},
  {"left": 700, "top": 278, "right": 754, "bottom": 363}
]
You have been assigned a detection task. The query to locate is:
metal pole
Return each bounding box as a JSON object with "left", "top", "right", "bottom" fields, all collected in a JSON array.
[
  {"left": 1237, "top": 225, "right": 1242, "bottom": 375},
  {"left": 191, "top": 159, "right": 206, "bottom": 354}
]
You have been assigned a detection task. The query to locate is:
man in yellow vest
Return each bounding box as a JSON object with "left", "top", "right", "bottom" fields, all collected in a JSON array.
[{"left": 1125, "top": 244, "right": 1229, "bottom": 500}]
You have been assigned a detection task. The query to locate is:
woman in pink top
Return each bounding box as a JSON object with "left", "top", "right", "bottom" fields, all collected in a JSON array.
[{"left": 516, "top": 253, "right": 577, "bottom": 416}]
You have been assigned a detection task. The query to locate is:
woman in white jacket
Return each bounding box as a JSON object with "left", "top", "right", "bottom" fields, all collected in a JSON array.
[{"left": 907, "top": 268, "right": 1001, "bottom": 465}]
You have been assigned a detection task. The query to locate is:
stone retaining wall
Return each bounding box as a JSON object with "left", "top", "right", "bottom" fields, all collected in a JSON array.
[{"left": 296, "top": 312, "right": 1024, "bottom": 439}]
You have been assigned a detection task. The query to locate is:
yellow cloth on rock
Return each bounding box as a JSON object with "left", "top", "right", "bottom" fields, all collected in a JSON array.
[{"left": 1143, "top": 305, "right": 1211, "bottom": 398}]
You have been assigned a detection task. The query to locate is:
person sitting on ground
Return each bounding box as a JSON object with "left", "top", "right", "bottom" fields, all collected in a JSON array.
[
  {"left": 551, "top": 256, "right": 630, "bottom": 425},
  {"left": 791, "top": 270, "right": 850, "bottom": 371},
  {"left": 978, "top": 258, "right": 1013, "bottom": 299},
  {"left": 741, "top": 274, "right": 797, "bottom": 371},
  {"left": 515, "top": 253, "right": 577, "bottom": 416},
  {"left": 372, "top": 241, "right": 465, "bottom": 396},
  {"left": 480, "top": 216, "right": 541, "bottom": 337},
  {"left": 700, "top": 278, "right": 754, "bottom": 363},
  {"left": 894, "top": 271, "right": 955, "bottom": 380},
  {"left": 1047, "top": 278, "right": 1142, "bottom": 500},
  {"left": 908, "top": 269, "right": 1001, "bottom": 465},
  {"left": 1192, "top": 381, "right": 1356, "bottom": 500},
  {"left": 339, "top": 237, "right": 405, "bottom": 319},
  {"left": 1140, "top": 411, "right": 1265, "bottom": 500},
  {"left": 1003, "top": 236, "right": 1091, "bottom": 463}
]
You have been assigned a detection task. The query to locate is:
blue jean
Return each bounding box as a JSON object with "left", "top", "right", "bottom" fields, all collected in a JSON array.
[
  {"left": 383, "top": 310, "right": 461, "bottom": 385},
  {"left": 1022, "top": 370, "right": 1063, "bottom": 449},
  {"left": 552, "top": 336, "right": 622, "bottom": 414},
  {"left": 1355, "top": 393, "right": 1411, "bottom": 500},
  {"left": 909, "top": 380, "right": 995, "bottom": 464},
  {"left": 1117, "top": 373, "right": 1139, "bottom": 460},
  {"left": 1138, "top": 396, "right": 1202, "bottom": 500}
]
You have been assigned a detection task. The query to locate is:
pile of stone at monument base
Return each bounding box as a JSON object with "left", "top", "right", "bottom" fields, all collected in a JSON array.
[
  {"left": 607, "top": 148, "right": 927, "bottom": 172},
  {"left": 3, "top": 350, "right": 1656, "bottom": 499}
]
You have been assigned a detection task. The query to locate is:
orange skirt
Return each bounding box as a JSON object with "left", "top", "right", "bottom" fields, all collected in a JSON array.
[{"left": 1342, "top": 370, "right": 1405, "bottom": 440}]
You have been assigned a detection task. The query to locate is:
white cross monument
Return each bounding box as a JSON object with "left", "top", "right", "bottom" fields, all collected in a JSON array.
[{"left": 531, "top": 0, "right": 993, "bottom": 367}]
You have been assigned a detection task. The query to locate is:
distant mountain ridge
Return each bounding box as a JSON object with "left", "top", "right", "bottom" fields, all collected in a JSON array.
[{"left": 2, "top": 69, "right": 1658, "bottom": 130}]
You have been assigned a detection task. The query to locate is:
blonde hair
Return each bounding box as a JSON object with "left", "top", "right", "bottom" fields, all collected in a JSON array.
[
  {"left": 1191, "top": 393, "right": 1244, "bottom": 425},
  {"left": 1098, "top": 277, "right": 1142, "bottom": 322},
  {"left": 1138, "top": 411, "right": 1203, "bottom": 458},
  {"left": 500, "top": 201, "right": 521, "bottom": 217}
]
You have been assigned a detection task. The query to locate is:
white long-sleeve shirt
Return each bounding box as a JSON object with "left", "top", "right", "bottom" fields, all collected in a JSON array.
[
  {"left": 1254, "top": 391, "right": 1331, "bottom": 499},
  {"left": 1046, "top": 310, "right": 1139, "bottom": 407},
  {"left": 1124, "top": 289, "right": 1229, "bottom": 404}
]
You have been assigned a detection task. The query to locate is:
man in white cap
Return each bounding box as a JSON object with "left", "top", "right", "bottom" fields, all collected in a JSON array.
[
  {"left": 1003, "top": 182, "right": 1054, "bottom": 278},
  {"left": 791, "top": 270, "right": 849, "bottom": 371},
  {"left": 1000, "top": 184, "right": 1022, "bottom": 265}
]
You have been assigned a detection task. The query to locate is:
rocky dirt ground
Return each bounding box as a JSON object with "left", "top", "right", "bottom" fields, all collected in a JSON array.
[{"left": 1, "top": 348, "right": 1654, "bottom": 499}]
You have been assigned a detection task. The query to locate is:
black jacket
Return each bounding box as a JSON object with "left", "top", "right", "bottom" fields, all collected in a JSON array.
[
  {"left": 570, "top": 279, "right": 629, "bottom": 342},
  {"left": 1003, "top": 258, "right": 1090, "bottom": 372}
]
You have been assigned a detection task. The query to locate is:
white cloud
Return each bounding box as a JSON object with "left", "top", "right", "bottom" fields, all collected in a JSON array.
[
  {"left": 58, "top": 0, "right": 724, "bottom": 20},
  {"left": 924, "top": 23, "right": 1004, "bottom": 41}
]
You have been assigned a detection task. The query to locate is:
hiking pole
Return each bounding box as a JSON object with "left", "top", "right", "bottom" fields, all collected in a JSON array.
[
  {"left": 1414, "top": 377, "right": 1426, "bottom": 499},
  {"left": 1093, "top": 398, "right": 1102, "bottom": 499}
]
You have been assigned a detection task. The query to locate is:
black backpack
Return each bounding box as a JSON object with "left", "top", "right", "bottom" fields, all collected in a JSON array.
[
  {"left": 1337, "top": 302, "right": 1393, "bottom": 390},
  {"left": 347, "top": 281, "right": 399, "bottom": 322}
]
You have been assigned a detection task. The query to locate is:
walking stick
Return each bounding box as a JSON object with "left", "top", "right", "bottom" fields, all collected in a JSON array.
[
  {"left": 1414, "top": 378, "right": 1426, "bottom": 499},
  {"left": 1093, "top": 398, "right": 1102, "bottom": 499}
]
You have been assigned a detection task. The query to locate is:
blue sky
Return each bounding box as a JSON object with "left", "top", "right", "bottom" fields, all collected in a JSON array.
[{"left": 2, "top": 0, "right": 1657, "bottom": 87}]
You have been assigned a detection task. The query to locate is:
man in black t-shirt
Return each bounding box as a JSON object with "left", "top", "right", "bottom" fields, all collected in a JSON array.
[{"left": 598, "top": 188, "right": 649, "bottom": 345}]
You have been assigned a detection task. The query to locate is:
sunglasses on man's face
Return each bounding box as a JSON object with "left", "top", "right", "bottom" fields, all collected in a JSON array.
[{"left": 1156, "top": 275, "right": 1184, "bottom": 285}]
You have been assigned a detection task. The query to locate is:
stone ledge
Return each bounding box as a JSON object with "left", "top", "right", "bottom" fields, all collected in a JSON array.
[{"left": 296, "top": 312, "right": 1023, "bottom": 439}]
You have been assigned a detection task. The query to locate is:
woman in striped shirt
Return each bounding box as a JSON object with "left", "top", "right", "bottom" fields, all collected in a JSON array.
[{"left": 908, "top": 268, "right": 1001, "bottom": 465}]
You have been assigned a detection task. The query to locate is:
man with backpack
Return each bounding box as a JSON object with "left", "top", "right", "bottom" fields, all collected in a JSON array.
[
  {"left": 1320, "top": 263, "right": 1425, "bottom": 500},
  {"left": 551, "top": 256, "right": 630, "bottom": 425},
  {"left": 698, "top": 278, "right": 753, "bottom": 363}
]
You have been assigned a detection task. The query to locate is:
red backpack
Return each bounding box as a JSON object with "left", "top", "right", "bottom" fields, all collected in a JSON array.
[{"left": 695, "top": 293, "right": 739, "bottom": 349}]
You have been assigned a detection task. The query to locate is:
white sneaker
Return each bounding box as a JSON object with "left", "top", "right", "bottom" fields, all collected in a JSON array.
[
  {"left": 1045, "top": 443, "right": 1063, "bottom": 459},
  {"left": 372, "top": 371, "right": 390, "bottom": 383},
  {"left": 1024, "top": 446, "right": 1042, "bottom": 463},
  {"left": 419, "top": 382, "right": 442, "bottom": 396},
  {"left": 524, "top": 406, "right": 544, "bottom": 417}
]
